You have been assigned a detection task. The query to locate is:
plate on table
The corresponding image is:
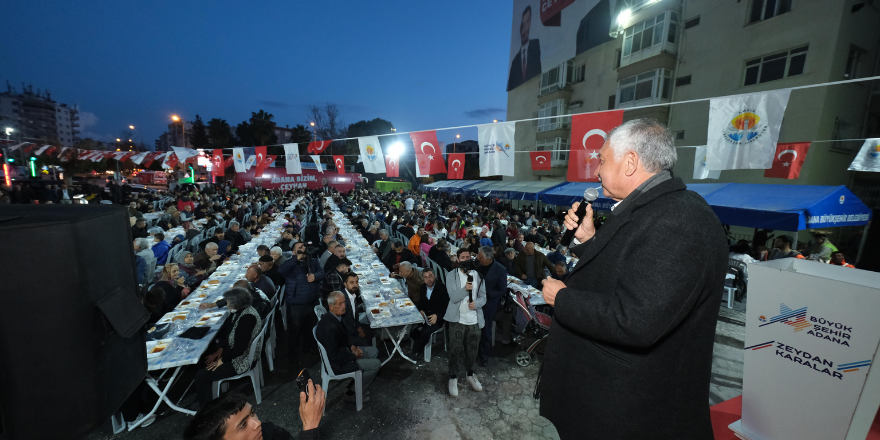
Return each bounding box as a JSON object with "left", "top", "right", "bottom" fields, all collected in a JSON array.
[
  {"left": 207, "top": 279, "right": 221, "bottom": 285},
  {"left": 194, "top": 314, "right": 222, "bottom": 326},
  {"left": 216, "top": 272, "right": 230, "bottom": 277},
  {"left": 176, "top": 299, "right": 202, "bottom": 309},
  {"left": 369, "top": 307, "right": 392, "bottom": 319},
  {"left": 380, "top": 278, "right": 392, "bottom": 284},
  {"left": 146, "top": 339, "right": 173, "bottom": 358}
]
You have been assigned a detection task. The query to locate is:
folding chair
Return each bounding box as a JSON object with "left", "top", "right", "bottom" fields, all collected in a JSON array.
[
  {"left": 409, "top": 324, "right": 447, "bottom": 362},
  {"left": 313, "top": 327, "right": 364, "bottom": 412},
  {"left": 211, "top": 324, "right": 267, "bottom": 404},
  {"left": 263, "top": 296, "right": 279, "bottom": 372}
]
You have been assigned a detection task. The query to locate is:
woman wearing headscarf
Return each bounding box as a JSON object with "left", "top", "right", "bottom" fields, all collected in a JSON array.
[
  {"left": 177, "top": 252, "right": 208, "bottom": 286},
  {"left": 419, "top": 234, "right": 434, "bottom": 267},
  {"left": 217, "top": 240, "right": 234, "bottom": 258},
  {"left": 153, "top": 263, "right": 191, "bottom": 311},
  {"left": 171, "top": 234, "right": 185, "bottom": 247},
  {"left": 194, "top": 288, "right": 262, "bottom": 407}
]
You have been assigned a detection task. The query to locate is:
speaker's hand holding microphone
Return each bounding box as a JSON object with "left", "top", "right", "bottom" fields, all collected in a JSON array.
[{"left": 561, "top": 188, "right": 600, "bottom": 246}]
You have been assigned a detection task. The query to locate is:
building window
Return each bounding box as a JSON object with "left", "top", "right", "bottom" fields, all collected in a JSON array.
[
  {"left": 537, "top": 99, "right": 568, "bottom": 132},
  {"left": 749, "top": 0, "right": 792, "bottom": 24},
  {"left": 573, "top": 64, "right": 586, "bottom": 83},
  {"left": 675, "top": 75, "right": 692, "bottom": 86},
  {"left": 540, "top": 60, "right": 574, "bottom": 95},
  {"left": 535, "top": 137, "right": 569, "bottom": 164},
  {"left": 674, "top": 130, "right": 686, "bottom": 140},
  {"left": 831, "top": 117, "right": 857, "bottom": 153},
  {"left": 617, "top": 69, "right": 673, "bottom": 107},
  {"left": 684, "top": 16, "right": 700, "bottom": 29},
  {"left": 744, "top": 45, "right": 807, "bottom": 85},
  {"left": 621, "top": 11, "right": 679, "bottom": 60},
  {"left": 608, "top": 95, "right": 616, "bottom": 110},
  {"left": 845, "top": 45, "right": 867, "bottom": 79}
]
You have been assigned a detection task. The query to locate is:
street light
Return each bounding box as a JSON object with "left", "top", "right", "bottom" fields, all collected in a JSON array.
[
  {"left": 172, "top": 115, "right": 185, "bottom": 148},
  {"left": 129, "top": 125, "right": 135, "bottom": 130},
  {"left": 388, "top": 142, "right": 404, "bottom": 158},
  {"left": 116, "top": 138, "right": 121, "bottom": 142},
  {"left": 5, "top": 127, "right": 12, "bottom": 136},
  {"left": 453, "top": 134, "right": 460, "bottom": 152},
  {"left": 309, "top": 122, "right": 316, "bottom": 142},
  {"left": 493, "top": 119, "right": 498, "bottom": 123}
]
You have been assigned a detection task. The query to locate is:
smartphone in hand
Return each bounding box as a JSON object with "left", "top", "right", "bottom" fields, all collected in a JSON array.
[{"left": 296, "top": 368, "right": 312, "bottom": 401}]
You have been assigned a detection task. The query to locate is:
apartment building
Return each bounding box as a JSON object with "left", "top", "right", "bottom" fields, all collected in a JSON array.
[
  {"left": 0, "top": 85, "right": 80, "bottom": 147},
  {"left": 506, "top": 0, "right": 880, "bottom": 188}
]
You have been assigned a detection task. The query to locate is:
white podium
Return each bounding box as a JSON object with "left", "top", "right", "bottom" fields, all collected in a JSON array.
[{"left": 730, "top": 259, "right": 880, "bottom": 440}]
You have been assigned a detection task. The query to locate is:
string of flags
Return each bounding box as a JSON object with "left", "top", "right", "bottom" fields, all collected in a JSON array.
[{"left": 4, "top": 84, "right": 880, "bottom": 181}]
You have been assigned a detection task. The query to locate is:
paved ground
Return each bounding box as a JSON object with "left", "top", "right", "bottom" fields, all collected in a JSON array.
[{"left": 86, "top": 300, "right": 746, "bottom": 440}]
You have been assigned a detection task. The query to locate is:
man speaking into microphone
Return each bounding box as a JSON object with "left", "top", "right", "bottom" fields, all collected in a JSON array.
[{"left": 540, "top": 119, "right": 728, "bottom": 440}]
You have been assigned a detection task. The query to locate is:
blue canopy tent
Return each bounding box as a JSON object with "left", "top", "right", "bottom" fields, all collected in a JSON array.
[
  {"left": 422, "top": 180, "right": 481, "bottom": 194},
  {"left": 484, "top": 180, "right": 567, "bottom": 201},
  {"left": 541, "top": 182, "right": 872, "bottom": 231},
  {"left": 465, "top": 180, "right": 507, "bottom": 196}
]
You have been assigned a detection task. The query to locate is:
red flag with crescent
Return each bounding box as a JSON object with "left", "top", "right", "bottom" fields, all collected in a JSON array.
[
  {"left": 530, "top": 151, "right": 552, "bottom": 171},
  {"left": 447, "top": 153, "right": 465, "bottom": 179},
  {"left": 764, "top": 142, "right": 810, "bottom": 179},
  {"left": 142, "top": 152, "right": 158, "bottom": 167},
  {"left": 212, "top": 149, "right": 225, "bottom": 176},
  {"left": 409, "top": 130, "right": 447, "bottom": 174},
  {"left": 568, "top": 110, "right": 623, "bottom": 182},
  {"left": 263, "top": 155, "right": 276, "bottom": 169},
  {"left": 22, "top": 144, "right": 37, "bottom": 155},
  {"left": 308, "top": 141, "right": 330, "bottom": 154},
  {"left": 385, "top": 156, "right": 399, "bottom": 178},
  {"left": 333, "top": 155, "right": 345, "bottom": 174},
  {"left": 254, "top": 146, "right": 267, "bottom": 176},
  {"left": 224, "top": 155, "right": 234, "bottom": 168}
]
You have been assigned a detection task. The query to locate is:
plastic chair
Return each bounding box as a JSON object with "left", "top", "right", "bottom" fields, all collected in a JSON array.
[
  {"left": 314, "top": 304, "right": 327, "bottom": 320},
  {"left": 263, "top": 297, "right": 279, "bottom": 372},
  {"left": 211, "top": 323, "right": 267, "bottom": 404},
  {"left": 409, "top": 324, "right": 447, "bottom": 362},
  {"left": 278, "top": 286, "right": 288, "bottom": 330},
  {"left": 312, "top": 326, "right": 364, "bottom": 412}
]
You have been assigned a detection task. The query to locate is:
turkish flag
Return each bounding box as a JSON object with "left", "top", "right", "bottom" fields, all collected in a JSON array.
[
  {"left": 568, "top": 149, "right": 598, "bottom": 182},
  {"left": 447, "top": 153, "right": 465, "bottom": 179},
  {"left": 308, "top": 141, "right": 330, "bottom": 154},
  {"left": 568, "top": 110, "right": 623, "bottom": 182},
  {"left": 385, "top": 156, "right": 399, "bottom": 177},
  {"left": 23, "top": 144, "right": 37, "bottom": 155},
  {"left": 212, "top": 149, "right": 225, "bottom": 176},
  {"left": 43, "top": 146, "right": 57, "bottom": 156},
  {"left": 530, "top": 151, "right": 552, "bottom": 171},
  {"left": 254, "top": 146, "right": 267, "bottom": 176},
  {"left": 333, "top": 155, "right": 345, "bottom": 174},
  {"left": 164, "top": 153, "right": 179, "bottom": 169},
  {"left": 409, "top": 130, "right": 447, "bottom": 174},
  {"left": 263, "top": 155, "right": 276, "bottom": 168},
  {"left": 764, "top": 142, "right": 810, "bottom": 179},
  {"left": 119, "top": 152, "right": 135, "bottom": 162},
  {"left": 224, "top": 155, "right": 234, "bottom": 168}
]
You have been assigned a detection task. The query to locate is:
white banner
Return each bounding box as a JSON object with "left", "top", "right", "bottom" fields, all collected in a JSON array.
[
  {"left": 34, "top": 145, "right": 52, "bottom": 155},
  {"left": 693, "top": 146, "right": 721, "bottom": 180},
  {"left": 130, "top": 152, "right": 149, "bottom": 165},
  {"left": 232, "top": 148, "right": 247, "bottom": 173},
  {"left": 478, "top": 122, "right": 516, "bottom": 177},
  {"left": 310, "top": 155, "right": 323, "bottom": 173},
  {"left": 358, "top": 136, "right": 386, "bottom": 174},
  {"left": 90, "top": 151, "right": 106, "bottom": 162},
  {"left": 172, "top": 146, "right": 199, "bottom": 163},
  {"left": 847, "top": 138, "right": 880, "bottom": 172},
  {"left": 706, "top": 89, "right": 791, "bottom": 170},
  {"left": 245, "top": 154, "right": 256, "bottom": 170},
  {"left": 161, "top": 152, "right": 177, "bottom": 168},
  {"left": 283, "top": 144, "right": 303, "bottom": 175}
]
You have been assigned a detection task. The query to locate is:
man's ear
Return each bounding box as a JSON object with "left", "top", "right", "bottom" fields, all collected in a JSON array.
[{"left": 625, "top": 151, "right": 640, "bottom": 177}]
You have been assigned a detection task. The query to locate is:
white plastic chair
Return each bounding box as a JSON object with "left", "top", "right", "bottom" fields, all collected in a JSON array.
[
  {"left": 211, "top": 323, "right": 267, "bottom": 404},
  {"left": 409, "top": 324, "right": 447, "bottom": 362},
  {"left": 314, "top": 304, "right": 327, "bottom": 320},
  {"left": 263, "top": 296, "right": 279, "bottom": 372},
  {"left": 312, "top": 326, "right": 364, "bottom": 412},
  {"left": 278, "top": 286, "right": 288, "bottom": 330}
]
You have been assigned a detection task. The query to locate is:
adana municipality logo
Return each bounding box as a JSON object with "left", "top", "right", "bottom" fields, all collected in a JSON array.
[
  {"left": 365, "top": 144, "right": 378, "bottom": 161},
  {"left": 723, "top": 110, "right": 768, "bottom": 144},
  {"left": 868, "top": 141, "right": 880, "bottom": 159},
  {"left": 758, "top": 303, "right": 812, "bottom": 332}
]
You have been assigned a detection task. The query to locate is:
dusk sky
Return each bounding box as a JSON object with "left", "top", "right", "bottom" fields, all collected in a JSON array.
[{"left": 1, "top": 0, "right": 513, "bottom": 148}]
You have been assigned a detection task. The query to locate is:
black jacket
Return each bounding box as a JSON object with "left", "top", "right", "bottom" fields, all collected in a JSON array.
[
  {"left": 428, "top": 246, "right": 453, "bottom": 273},
  {"left": 417, "top": 281, "right": 449, "bottom": 318},
  {"left": 491, "top": 227, "right": 506, "bottom": 248},
  {"left": 382, "top": 248, "right": 417, "bottom": 271},
  {"left": 539, "top": 177, "right": 728, "bottom": 440},
  {"left": 477, "top": 260, "right": 508, "bottom": 301},
  {"left": 131, "top": 225, "right": 148, "bottom": 239},
  {"left": 315, "top": 313, "right": 359, "bottom": 375},
  {"left": 225, "top": 228, "right": 246, "bottom": 248}
]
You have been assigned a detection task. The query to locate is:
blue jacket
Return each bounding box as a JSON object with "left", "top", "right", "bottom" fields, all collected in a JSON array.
[
  {"left": 278, "top": 257, "right": 325, "bottom": 305},
  {"left": 135, "top": 255, "right": 146, "bottom": 284},
  {"left": 152, "top": 240, "right": 172, "bottom": 265},
  {"left": 547, "top": 250, "right": 567, "bottom": 266},
  {"left": 479, "top": 260, "right": 509, "bottom": 301}
]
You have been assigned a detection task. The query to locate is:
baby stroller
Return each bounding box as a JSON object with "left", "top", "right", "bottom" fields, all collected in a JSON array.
[{"left": 510, "top": 290, "right": 552, "bottom": 367}]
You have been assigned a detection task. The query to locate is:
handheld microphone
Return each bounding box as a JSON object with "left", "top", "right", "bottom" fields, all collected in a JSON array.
[
  {"left": 560, "top": 187, "right": 600, "bottom": 247},
  {"left": 467, "top": 274, "right": 474, "bottom": 303}
]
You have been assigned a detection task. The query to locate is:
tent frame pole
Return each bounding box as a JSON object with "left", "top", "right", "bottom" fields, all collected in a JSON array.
[{"left": 856, "top": 223, "right": 870, "bottom": 266}]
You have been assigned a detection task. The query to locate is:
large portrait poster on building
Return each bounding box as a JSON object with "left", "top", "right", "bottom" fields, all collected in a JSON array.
[{"left": 507, "top": 0, "right": 617, "bottom": 91}]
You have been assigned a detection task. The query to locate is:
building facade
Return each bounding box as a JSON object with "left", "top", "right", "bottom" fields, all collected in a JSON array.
[
  {"left": 155, "top": 120, "right": 193, "bottom": 151},
  {"left": 0, "top": 85, "right": 80, "bottom": 147},
  {"left": 506, "top": 0, "right": 880, "bottom": 189}
]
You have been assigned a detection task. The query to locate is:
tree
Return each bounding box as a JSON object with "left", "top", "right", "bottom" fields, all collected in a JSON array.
[
  {"left": 236, "top": 121, "right": 254, "bottom": 147},
  {"left": 208, "top": 118, "right": 235, "bottom": 150},
  {"left": 347, "top": 118, "right": 394, "bottom": 137},
  {"left": 189, "top": 115, "right": 210, "bottom": 149},
  {"left": 289, "top": 124, "right": 313, "bottom": 144},
  {"left": 307, "top": 103, "right": 347, "bottom": 140},
  {"left": 249, "top": 110, "right": 278, "bottom": 146}
]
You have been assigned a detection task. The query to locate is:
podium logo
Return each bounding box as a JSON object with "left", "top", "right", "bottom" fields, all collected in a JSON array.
[{"left": 759, "top": 303, "right": 812, "bottom": 332}]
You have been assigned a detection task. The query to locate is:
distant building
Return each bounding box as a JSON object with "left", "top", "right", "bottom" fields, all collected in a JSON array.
[
  {"left": 0, "top": 84, "right": 80, "bottom": 147},
  {"left": 155, "top": 120, "right": 193, "bottom": 151}
]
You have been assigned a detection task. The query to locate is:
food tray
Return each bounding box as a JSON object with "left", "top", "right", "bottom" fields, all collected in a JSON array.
[
  {"left": 368, "top": 306, "right": 392, "bottom": 319},
  {"left": 146, "top": 339, "right": 173, "bottom": 358}
]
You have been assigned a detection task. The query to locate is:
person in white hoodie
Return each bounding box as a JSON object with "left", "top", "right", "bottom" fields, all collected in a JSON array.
[{"left": 444, "top": 248, "right": 487, "bottom": 398}]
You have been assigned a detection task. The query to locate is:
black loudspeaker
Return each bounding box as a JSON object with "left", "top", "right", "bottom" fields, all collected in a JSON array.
[{"left": 0, "top": 205, "right": 149, "bottom": 440}]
